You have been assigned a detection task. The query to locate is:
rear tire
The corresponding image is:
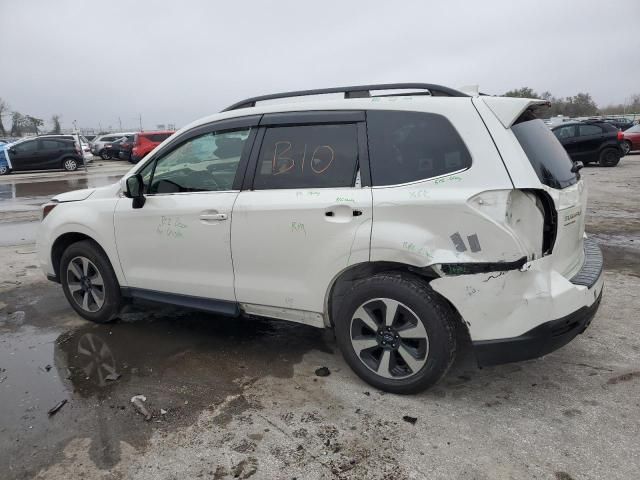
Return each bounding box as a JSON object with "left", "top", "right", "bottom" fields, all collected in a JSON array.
[
  {"left": 334, "top": 273, "right": 456, "bottom": 394},
  {"left": 63, "top": 158, "right": 78, "bottom": 171},
  {"left": 621, "top": 140, "right": 632, "bottom": 156},
  {"left": 598, "top": 148, "right": 620, "bottom": 167},
  {"left": 60, "top": 240, "right": 122, "bottom": 323}
]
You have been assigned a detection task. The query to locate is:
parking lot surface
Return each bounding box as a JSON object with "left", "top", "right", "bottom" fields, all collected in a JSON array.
[{"left": 0, "top": 157, "right": 638, "bottom": 479}]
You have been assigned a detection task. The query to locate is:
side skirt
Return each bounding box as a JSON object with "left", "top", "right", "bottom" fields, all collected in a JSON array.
[{"left": 121, "top": 287, "right": 240, "bottom": 317}]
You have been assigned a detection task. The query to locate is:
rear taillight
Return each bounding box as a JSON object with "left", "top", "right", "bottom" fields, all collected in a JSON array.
[{"left": 617, "top": 131, "right": 624, "bottom": 141}]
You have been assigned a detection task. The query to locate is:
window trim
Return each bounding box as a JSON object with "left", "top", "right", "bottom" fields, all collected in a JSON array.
[
  {"left": 245, "top": 114, "right": 367, "bottom": 191},
  {"left": 136, "top": 115, "right": 261, "bottom": 196},
  {"left": 141, "top": 115, "right": 259, "bottom": 197}
]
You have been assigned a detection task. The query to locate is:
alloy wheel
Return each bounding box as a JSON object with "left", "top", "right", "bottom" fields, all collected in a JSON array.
[
  {"left": 64, "top": 159, "right": 77, "bottom": 171},
  {"left": 66, "top": 256, "right": 105, "bottom": 312},
  {"left": 622, "top": 142, "right": 631, "bottom": 156},
  {"left": 350, "top": 298, "right": 429, "bottom": 379}
]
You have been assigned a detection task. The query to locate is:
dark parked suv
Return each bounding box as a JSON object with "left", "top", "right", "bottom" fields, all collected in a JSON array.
[
  {"left": 551, "top": 120, "right": 623, "bottom": 166},
  {"left": 0, "top": 137, "right": 83, "bottom": 175}
]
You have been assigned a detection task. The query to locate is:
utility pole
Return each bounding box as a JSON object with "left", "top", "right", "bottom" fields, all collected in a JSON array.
[
  {"left": 73, "top": 120, "right": 88, "bottom": 173},
  {"left": 139, "top": 114, "right": 143, "bottom": 132},
  {"left": 118, "top": 117, "right": 122, "bottom": 131}
]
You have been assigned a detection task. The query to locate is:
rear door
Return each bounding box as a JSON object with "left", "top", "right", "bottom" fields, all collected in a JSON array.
[
  {"left": 231, "top": 111, "right": 372, "bottom": 317},
  {"left": 576, "top": 123, "right": 604, "bottom": 161},
  {"left": 40, "top": 139, "right": 66, "bottom": 169}
]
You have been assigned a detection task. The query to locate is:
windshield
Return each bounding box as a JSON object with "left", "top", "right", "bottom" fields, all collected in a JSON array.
[{"left": 512, "top": 118, "right": 577, "bottom": 189}]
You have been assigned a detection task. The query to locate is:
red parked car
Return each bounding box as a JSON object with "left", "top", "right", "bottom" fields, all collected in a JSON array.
[
  {"left": 622, "top": 124, "right": 640, "bottom": 155},
  {"left": 130, "top": 130, "right": 175, "bottom": 163}
]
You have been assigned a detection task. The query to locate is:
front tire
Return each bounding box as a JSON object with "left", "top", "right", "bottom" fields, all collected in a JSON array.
[
  {"left": 100, "top": 150, "right": 112, "bottom": 160},
  {"left": 60, "top": 240, "right": 122, "bottom": 323},
  {"left": 598, "top": 148, "right": 620, "bottom": 167},
  {"left": 0, "top": 165, "right": 10, "bottom": 175},
  {"left": 63, "top": 158, "right": 78, "bottom": 171},
  {"left": 621, "top": 140, "right": 632, "bottom": 156},
  {"left": 334, "top": 273, "right": 456, "bottom": 394}
]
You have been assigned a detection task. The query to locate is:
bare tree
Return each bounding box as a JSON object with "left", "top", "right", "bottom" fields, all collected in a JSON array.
[
  {"left": 51, "top": 114, "right": 62, "bottom": 134},
  {"left": 0, "top": 98, "right": 9, "bottom": 136}
]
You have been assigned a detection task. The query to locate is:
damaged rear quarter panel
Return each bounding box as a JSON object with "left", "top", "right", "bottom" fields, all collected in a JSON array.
[{"left": 369, "top": 100, "right": 523, "bottom": 269}]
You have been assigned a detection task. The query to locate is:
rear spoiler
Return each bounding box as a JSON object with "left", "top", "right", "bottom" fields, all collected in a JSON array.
[{"left": 479, "top": 97, "right": 550, "bottom": 128}]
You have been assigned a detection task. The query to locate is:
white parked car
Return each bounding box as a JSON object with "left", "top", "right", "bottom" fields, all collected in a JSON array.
[{"left": 36, "top": 83, "right": 603, "bottom": 393}]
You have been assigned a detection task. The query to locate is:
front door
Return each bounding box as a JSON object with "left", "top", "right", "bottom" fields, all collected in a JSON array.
[
  {"left": 232, "top": 113, "right": 372, "bottom": 315},
  {"left": 8, "top": 139, "right": 41, "bottom": 171},
  {"left": 114, "top": 123, "right": 257, "bottom": 302}
]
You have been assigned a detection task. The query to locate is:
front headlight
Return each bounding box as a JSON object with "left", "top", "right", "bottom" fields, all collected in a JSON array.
[{"left": 41, "top": 201, "right": 58, "bottom": 221}]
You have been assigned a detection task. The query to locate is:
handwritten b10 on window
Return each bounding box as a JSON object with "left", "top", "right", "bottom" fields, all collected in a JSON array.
[{"left": 272, "top": 141, "right": 335, "bottom": 176}]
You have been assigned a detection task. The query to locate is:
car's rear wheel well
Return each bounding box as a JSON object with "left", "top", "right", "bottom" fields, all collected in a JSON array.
[
  {"left": 328, "top": 262, "right": 440, "bottom": 327},
  {"left": 51, "top": 233, "right": 107, "bottom": 281}
]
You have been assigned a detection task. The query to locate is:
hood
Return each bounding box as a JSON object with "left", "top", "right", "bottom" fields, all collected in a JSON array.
[{"left": 53, "top": 188, "right": 96, "bottom": 203}]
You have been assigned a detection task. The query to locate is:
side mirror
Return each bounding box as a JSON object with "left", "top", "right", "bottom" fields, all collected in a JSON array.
[{"left": 125, "top": 174, "right": 146, "bottom": 209}]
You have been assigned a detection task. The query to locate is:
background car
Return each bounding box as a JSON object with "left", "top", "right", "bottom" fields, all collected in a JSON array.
[
  {"left": 602, "top": 117, "right": 634, "bottom": 131},
  {"left": 551, "top": 120, "right": 623, "bottom": 166},
  {"left": 130, "top": 130, "right": 174, "bottom": 163},
  {"left": 0, "top": 137, "right": 83, "bottom": 174},
  {"left": 102, "top": 135, "right": 135, "bottom": 161},
  {"left": 90, "top": 132, "right": 136, "bottom": 159},
  {"left": 622, "top": 123, "right": 640, "bottom": 155},
  {"left": 39, "top": 134, "right": 93, "bottom": 163}
]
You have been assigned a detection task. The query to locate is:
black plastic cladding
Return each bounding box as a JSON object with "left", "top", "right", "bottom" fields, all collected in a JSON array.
[{"left": 222, "top": 83, "right": 469, "bottom": 112}]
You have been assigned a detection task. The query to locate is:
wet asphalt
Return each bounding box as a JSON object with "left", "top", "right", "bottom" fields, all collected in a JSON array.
[{"left": 0, "top": 158, "right": 639, "bottom": 479}]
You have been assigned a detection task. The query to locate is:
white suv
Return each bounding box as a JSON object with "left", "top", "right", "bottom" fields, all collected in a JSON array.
[{"left": 36, "top": 84, "right": 603, "bottom": 393}]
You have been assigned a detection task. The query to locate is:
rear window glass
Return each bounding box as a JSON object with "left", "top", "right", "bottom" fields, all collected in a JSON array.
[
  {"left": 579, "top": 124, "right": 602, "bottom": 136},
  {"left": 366, "top": 110, "right": 471, "bottom": 186},
  {"left": 512, "top": 119, "right": 577, "bottom": 189},
  {"left": 253, "top": 124, "right": 358, "bottom": 190}
]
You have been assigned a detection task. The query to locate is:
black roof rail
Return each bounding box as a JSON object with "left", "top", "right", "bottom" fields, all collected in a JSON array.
[{"left": 222, "top": 83, "right": 469, "bottom": 112}]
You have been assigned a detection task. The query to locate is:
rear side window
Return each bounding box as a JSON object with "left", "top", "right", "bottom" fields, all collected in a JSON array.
[
  {"left": 253, "top": 124, "right": 358, "bottom": 189},
  {"left": 148, "top": 133, "right": 172, "bottom": 142},
  {"left": 366, "top": 111, "right": 471, "bottom": 186},
  {"left": 579, "top": 125, "right": 602, "bottom": 136},
  {"left": 512, "top": 119, "right": 577, "bottom": 190},
  {"left": 42, "top": 140, "right": 63, "bottom": 150}
]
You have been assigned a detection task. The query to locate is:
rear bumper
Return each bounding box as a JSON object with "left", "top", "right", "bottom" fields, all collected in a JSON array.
[
  {"left": 472, "top": 237, "right": 604, "bottom": 366},
  {"left": 473, "top": 289, "right": 602, "bottom": 366},
  {"left": 431, "top": 238, "right": 605, "bottom": 365}
]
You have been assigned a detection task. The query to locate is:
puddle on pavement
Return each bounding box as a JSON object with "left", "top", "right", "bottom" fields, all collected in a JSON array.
[
  {"left": 0, "top": 175, "right": 123, "bottom": 207},
  {"left": 0, "top": 283, "right": 332, "bottom": 478}
]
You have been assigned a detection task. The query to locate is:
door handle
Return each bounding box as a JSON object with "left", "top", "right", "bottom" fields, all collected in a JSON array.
[
  {"left": 200, "top": 213, "right": 227, "bottom": 221},
  {"left": 352, "top": 210, "right": 363, "bottom": 217}
]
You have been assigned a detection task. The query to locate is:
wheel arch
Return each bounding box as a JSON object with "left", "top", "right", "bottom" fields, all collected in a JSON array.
[
  {"left": 51, "top": 232, "right": 114, "bottom": 283},
  {"left": 325, "top": 261, "right": 464, "bottom": 328}
]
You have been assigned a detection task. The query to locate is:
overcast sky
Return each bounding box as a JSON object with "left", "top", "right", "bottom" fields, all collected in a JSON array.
[{"left": 1, "top": 0, "right": 639, "bottom": 131}]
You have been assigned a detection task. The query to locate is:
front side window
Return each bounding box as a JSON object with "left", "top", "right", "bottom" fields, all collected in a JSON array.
[
  {"left": 367, "top": 110, "right": 472, "bottom": 186},
  {"left": 578, "top": 124, "right": 602, "bottom": 136},
  {"left": 553, "top": 125, "right": 576, "bottom": 140},
  {"left": 148, "top": 128, "right": 250, "bottom": 194},
  {"left": 13, "top": 140, "right": 38, "bottom": 153},
  {"left": 253, "top": 124, "right": 358, "bottom": 190}
]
